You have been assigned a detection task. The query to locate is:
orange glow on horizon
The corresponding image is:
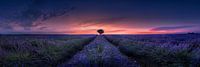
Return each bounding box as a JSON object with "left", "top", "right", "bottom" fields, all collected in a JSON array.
[
  {"left": 30, "top": 18, "right": 184, "bottom": 34},
  {"left": 61, "top": 24, "right": 176, "bottom": 34}
]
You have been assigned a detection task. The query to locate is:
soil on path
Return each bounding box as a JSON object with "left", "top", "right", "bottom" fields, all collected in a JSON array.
[{"left": 59, "top": 35, "right": 139, "bottom": 67}]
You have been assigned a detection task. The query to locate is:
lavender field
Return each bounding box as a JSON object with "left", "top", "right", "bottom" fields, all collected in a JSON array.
[
  {"left": 106, "top": 34, "right": 200, "bottom": 67},
  {"left": 0, "top": 35, "right": 95, "bottom": 67},
  {"left": 0, "top": 34, "right": 200, "bottom": 67}
]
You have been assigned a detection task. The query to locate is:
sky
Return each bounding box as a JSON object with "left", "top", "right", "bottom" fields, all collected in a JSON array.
[{"left": 0, "top": 0, "right": 200, "bottom": 34}]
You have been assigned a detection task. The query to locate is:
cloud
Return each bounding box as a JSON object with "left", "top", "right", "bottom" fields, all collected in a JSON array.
[
  {"left": 150, "top": 25, "right": 195, "bottom": 31},
  {"left": 39, "top": 27, "right": 47, "bottom": 30},
  {"left": 80, "top": 17, "right": 129, "bottom": 27},
  {"left": 0, "top": 0, "right": 75, "bottom": 30},
  {"left": 0, "top": 23, "right": 12, "bottom": 30},
  {"left": 107, "top": 30, "right": 126, "bottom": 32},
  {"left": 84, "top": 17, "right": 129, "bottom": 22}
]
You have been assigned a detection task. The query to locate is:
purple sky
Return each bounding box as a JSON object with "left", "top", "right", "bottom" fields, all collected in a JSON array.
[{"left": 0, "top": 0, "right": 200, "bottom": 34}]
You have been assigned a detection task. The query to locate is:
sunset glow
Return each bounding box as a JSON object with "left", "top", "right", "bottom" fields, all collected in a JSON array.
[{"left": 0, "top": 0, "right": 200, "bottom": 34}]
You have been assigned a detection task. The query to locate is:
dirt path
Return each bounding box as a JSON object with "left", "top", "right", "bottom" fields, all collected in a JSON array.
[{"left": 58, "top": 35, "right": 139, "bottom": 67}]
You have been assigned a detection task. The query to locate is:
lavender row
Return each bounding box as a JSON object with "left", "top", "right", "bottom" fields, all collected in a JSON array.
[
  {"left": 59, "top": 36, "right": 139, "bottom": 67},
  {"left": 0, "top": 35, "right": 95, "bottom": 66},
  {"left": 106, "top": 34, "right": 200, "bottom": 67}
]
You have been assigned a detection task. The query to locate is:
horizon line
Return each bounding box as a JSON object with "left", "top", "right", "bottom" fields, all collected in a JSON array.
[{"left": 0, "top": 33, "right": 197, "bottom": 35}]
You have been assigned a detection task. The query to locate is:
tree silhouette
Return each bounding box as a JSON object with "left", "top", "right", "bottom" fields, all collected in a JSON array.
[{"left": 97, "top": 29, "right": 104, "bottom": 35}]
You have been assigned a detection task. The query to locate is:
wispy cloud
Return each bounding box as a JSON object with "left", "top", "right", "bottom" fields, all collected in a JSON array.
[
  {"left": 107, "top": 30, "right": 126, "bottom": 33},
  {"left": 0, "top": 0, "right": 75, "bottom": 30},
  {"left": 80, "top": 17, "right": 129, "bottom": 27},
  {"left": 150, "top": 25, "right": 195, "bottom": 31},
  {"left": 84, "top": 17, "right": 128, "bottom": 23}
]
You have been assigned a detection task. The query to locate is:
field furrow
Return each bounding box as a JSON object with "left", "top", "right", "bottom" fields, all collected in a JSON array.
[{"left": 59, "top": 35, "right": 139, "bottom": 67}]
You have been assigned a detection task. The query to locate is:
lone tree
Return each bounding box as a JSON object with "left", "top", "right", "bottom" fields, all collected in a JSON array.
[{"left": 97, "top": 29, "right": 104, "bottom": 35}]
